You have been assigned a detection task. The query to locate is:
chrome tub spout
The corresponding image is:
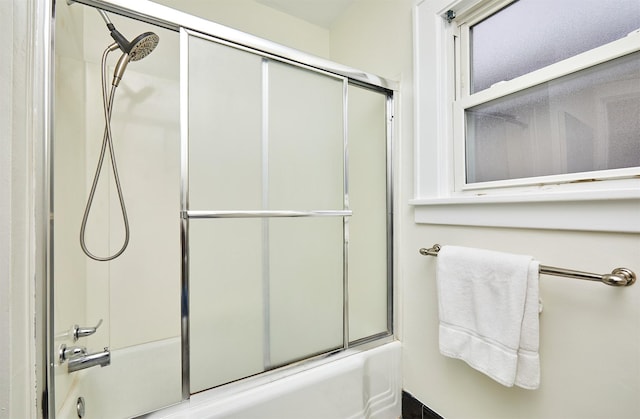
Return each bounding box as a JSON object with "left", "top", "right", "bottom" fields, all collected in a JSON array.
[{"left": 68, "top": 347, "right": 111, "bottom": 373}]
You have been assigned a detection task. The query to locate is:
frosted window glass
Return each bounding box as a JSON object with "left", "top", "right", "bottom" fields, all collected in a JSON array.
[
  {"left": 347, "top": 86, "right": 389, "bottom": 342},
  {"left": 607, "top": 97, "right": 640, "bottom": 168},
  {"left": 269, "top": 218, "right": 343, "bottom": 366},
  {"left": 268, "top": 61, "right": 344, "bottom": 210},
  {"left": 466, "top": 51, "right": 640, "bottom": 183},
  {"left": 188, "top": 37, "right": 263, "bottom": 210},
  {"left": 189, "top": 219, "right": 265, "bottom": 391},
  {"left": 471, "top": 0, "right": 640, "bottom": 93}
]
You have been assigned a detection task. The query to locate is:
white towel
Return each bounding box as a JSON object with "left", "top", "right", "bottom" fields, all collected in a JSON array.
[{"left": 436, "top": 245, "right": 540, "bottom": 389}]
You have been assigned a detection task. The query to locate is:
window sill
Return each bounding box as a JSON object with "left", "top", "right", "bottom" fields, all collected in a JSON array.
[{"left": 410, "top": 189, "right": 640, "bottom": 233}]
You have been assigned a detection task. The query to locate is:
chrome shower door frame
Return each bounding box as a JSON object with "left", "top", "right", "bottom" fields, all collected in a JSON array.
[{"left": 47, "top": 0, "right": 396, "bottom": 411}]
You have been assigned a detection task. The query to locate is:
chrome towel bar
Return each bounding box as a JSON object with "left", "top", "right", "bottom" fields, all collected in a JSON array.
[
  {"left": 183, "top": 210, "right": 352, "bottom": 219},
  {"left": 419, "top": 244, "right": 636, "bottom": 287}
]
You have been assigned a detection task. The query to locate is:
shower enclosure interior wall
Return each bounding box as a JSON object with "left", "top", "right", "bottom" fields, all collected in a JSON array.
[
  {"left": 54, "top": 3, "right": 182, "bottom": 416},
  {"left": 52, "top": 1, "right": 394, "bottom": 417}
]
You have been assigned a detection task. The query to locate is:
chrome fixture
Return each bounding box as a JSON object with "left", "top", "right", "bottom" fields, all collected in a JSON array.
[
  {"left": 184, "top": 209, "right": 353, "bottom": 219},
  {"left": 72, "top": 319, "right": 103, "bottom": 342},
  {"left": 59, "top": 344, "right": 87, "bottom": 363},
  {"left": 76, "top": 397, "right": 86, "bottom": 418},
  {"left": 67, "top": 348, "right": 111, "bottom": 373},
  {"left": 59, "top": 344, "right": 111, "bottom": 373},
  {"left": 420, "top": 244, "right": 636, "bottom": 287}
]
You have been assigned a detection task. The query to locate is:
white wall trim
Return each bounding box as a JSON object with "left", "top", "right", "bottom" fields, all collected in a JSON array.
[
  {"left": 0, "top": 0, "right": 15, "bottom": 414},
  {"left": 1, "top": 0, "right": 36, "bottom": 416},
  {"left": 411, "top": 193, "right": 640, "bottom": 233},
  {"left": 414, "top": 0, "right": 640, "bottom": 233},
  {"left": 1, "top": 0, "right": 53, "bottom": 417}
]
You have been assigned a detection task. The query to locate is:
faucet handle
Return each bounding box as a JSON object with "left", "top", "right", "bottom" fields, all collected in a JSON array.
[
  {"left": 73, "top": 319, "right": 103, "bottom": 341},
  {"left": 59, "top": 344, "right": 87, "bottom": 363}
]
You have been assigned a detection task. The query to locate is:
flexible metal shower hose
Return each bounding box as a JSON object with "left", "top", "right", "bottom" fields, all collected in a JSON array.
[{"left": 79, "top": 43, "right": 130, "bottom": 261}]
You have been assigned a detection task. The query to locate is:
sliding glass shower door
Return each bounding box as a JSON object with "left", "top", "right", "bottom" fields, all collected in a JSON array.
[
  {"left": 182, "top": 27, "right": 393, "bottom": 395},
  {"left": 185, "top": 32, "right": 347, "bottom": 392}
]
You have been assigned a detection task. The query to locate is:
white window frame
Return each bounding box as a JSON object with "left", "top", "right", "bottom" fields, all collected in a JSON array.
[{"left": 412, "top": 0, "right": 640, "bottom": 232}]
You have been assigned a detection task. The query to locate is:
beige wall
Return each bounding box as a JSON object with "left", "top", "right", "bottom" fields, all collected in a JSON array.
[
  {"left": 152, "top": 0, "right": 331, "bottom": 58},
  {"left": 331, "top": 1, "right": 640, "bottom": 418},
  {"left": 403, "top": 225, "right": 640, "bottom": 418}
]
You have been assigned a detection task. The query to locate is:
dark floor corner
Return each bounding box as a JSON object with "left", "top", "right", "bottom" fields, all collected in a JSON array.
[
  {"left": 402, "top": 390, "right": 444, "bottom": 419},
  {"left": 401, "top": 391, "right": 423, "bottom": 419}
]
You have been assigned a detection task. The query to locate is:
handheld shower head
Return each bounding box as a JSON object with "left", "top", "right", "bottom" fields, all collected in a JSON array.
[
  {"left": 111, "top": 31, "right": 160, "bottom": 87},
  {"left": 95, "top": 9, "right": 160, "bottom": 86},
  {"left": 99, "top": 8, "right": 159, "bottom": 57},
  {"left": 127, "top": 32, "right": 159, "bottom": 62}
]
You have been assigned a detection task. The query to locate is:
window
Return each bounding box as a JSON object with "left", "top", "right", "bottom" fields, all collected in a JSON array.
[
  {"left": 413, "top": 0, "right": 640, "bottom": 232},
  {"left": 455, "top": 0, "right": 640, "bottom": 190}
]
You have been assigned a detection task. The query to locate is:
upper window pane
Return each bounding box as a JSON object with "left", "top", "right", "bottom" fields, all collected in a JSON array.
[{"left": 470, "top": 0, "right": 640, "bottom": 93}]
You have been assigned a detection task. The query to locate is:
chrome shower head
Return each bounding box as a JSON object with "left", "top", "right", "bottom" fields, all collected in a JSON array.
[
  {"left": 111, "top": 32, "right": 160, "bottom": 87},
  {"left": 93, "top": 8, "right": 161, "bottom": 86},
  {"left": 127, "top": 32, "right": 159, "bottom": 62},
  {"left": 98, "top": 7, "right": 160, "bottom": 60}
]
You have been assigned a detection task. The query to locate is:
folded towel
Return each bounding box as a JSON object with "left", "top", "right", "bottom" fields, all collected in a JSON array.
[{"left": 436, "top": 245, "right": 540, "bottom": 389}]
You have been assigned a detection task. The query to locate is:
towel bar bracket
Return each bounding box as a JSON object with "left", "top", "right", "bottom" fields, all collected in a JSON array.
[
  {"left": 419, "top": 244, "right": 636, "bottom": 287},
  {"left": 607, "top": 268, "right": 636, "bottom": 287}
]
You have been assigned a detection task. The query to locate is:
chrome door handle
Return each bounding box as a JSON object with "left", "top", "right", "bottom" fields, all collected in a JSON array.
[{"left": 72, "top": 319, "right": 103, "bottom": 341}]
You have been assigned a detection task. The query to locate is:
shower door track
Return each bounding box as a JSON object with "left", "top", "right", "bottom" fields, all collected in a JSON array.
[{"left": 61, "top": 0, "right": 398, "bottom": 92}]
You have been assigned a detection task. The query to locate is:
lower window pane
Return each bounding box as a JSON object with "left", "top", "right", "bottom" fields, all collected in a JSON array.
[{"left": 465, "top": 51, "right": 640, "bottom": 184}]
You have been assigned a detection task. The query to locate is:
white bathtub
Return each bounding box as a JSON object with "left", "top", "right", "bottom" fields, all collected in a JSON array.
[
  {"left": 57, "top": 339, "right": 401, "bottom": 419},
  {"left": 147, "top": 340, "right": 401, "bottom": 419}
]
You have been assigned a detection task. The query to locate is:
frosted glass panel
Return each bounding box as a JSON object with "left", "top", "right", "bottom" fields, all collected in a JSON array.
[
  {"left": 465, "top": 51, "right": 640, "bottom": 183},
  {"left": 269, "top": 218, "right": 344, "bottom": 366},
  {"left": 607, "top": 97, "right": 640, "bottom": 169},
  {"left": 188, "top": 37, "right": 263, "bottom": 210},
  {"left": 471, "top": 0, "right": 640, "bottom": 93},
  {"left": 347, "top": 86, "right": 388, "bottom": 342},
  {"left": 189, "top": 219, "right": 264, "bottom": 391},
  {"left": 185, "top": 32, "right": 390, "bottom": 392},
  {"left": 268, "top": 62, "right": 344, "bottom": 210}
]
